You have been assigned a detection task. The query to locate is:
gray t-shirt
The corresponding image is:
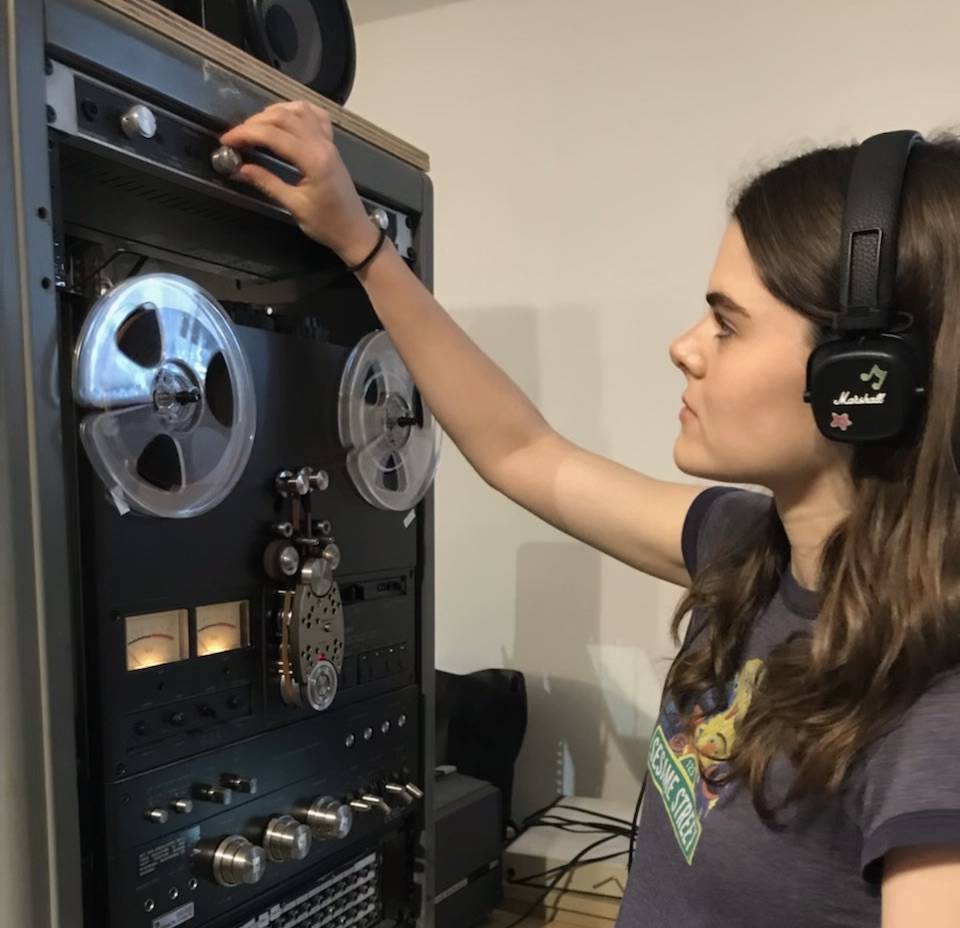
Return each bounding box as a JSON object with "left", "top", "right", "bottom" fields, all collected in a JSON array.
[{"left": 616, "top": 485, "right": 960, "bottom": 927}]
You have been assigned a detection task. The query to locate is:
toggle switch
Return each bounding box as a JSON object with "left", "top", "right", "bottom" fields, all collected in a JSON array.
[
  {"left": 222, "top": 774, "right": 258, "bottom": 794},
  {"left": 195, "top": 784, "right": 232, "bottom": 805},
  {"left": 360, "top": 793, "right": 391, "bottom": 815},
  {"left": 384, "top": 783, "right": 414, "bottom": 805}
]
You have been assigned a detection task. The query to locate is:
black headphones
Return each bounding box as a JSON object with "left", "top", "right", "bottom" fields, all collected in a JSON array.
[{"left": 803, "top": 130, "right": 929, "bottom": 443}]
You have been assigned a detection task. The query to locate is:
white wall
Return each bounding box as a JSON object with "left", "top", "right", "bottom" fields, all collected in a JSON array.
[{"left": 347, "top": 0, "right": 960, "bottom": 820}]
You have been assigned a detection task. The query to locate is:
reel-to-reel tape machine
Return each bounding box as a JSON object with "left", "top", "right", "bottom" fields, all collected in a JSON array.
[{"left": 14, "top": 6, "right": 441, "bottom": 927}]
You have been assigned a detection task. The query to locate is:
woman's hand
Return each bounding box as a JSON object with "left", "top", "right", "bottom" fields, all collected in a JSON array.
[{"left": 219, "top": 100, "right": 379, "bottom": 265}]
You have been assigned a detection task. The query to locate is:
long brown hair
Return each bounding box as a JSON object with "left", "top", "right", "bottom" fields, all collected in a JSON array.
[{"left": 664, "top": 131, "right": 960, "bottom": 826}]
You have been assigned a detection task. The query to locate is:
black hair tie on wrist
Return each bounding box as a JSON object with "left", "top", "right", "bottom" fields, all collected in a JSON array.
[{"left": 345, "top": 225, "right": 388, "bottom": 275}]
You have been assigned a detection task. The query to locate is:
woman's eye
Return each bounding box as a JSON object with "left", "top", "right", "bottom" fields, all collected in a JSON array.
[{"left": 713, "top": 312, "right": 734, "bottom": 338}]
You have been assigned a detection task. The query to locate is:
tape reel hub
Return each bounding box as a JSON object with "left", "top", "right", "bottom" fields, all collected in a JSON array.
[
  {"left": 383, "top": 393, "right": 414, "bottom": 451},
  {"left": 153, "top": 361, "right": 203, "bottom": 430}
]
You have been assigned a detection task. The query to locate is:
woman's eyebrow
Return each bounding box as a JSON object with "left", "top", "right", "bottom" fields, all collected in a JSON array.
[{"left": 706, "top": 291, "right": 751, "bottom": 318}]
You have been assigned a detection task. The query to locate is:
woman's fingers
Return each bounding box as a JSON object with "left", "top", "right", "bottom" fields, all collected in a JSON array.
[
  {"left": 218, "top": 101, "right": 359, "bottom": 254},
  {"left": 218, "top": 122, "right": 310, "bottom": 173},
  {"left": 231, "top": 162, "right": 299, "bottom": 212}
]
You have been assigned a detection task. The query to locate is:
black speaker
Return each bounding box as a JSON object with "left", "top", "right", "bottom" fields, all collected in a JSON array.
[{"left": 158, "top": 0, "right": 357, "bottom": 105}]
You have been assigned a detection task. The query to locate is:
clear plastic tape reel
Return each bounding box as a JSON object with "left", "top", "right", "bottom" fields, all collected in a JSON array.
[
  {"left": 337, "top": 330, "right": 441, "bottom": 511},
  {"left": 73, "top": 273, "right": 256, "bottom": 518}
]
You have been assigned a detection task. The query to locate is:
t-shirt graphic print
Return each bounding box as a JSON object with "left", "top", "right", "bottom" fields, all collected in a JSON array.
[{"left": 648, "top": 657, "right": 764, "bottom": 864}]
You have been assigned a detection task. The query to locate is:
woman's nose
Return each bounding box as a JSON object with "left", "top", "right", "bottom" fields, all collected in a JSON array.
[{"left": 669, "top": 326, "right": 701, "bottom": 375}]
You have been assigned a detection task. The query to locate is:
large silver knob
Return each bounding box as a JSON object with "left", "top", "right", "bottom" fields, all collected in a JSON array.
[
  {"left": 211, "top": 144, "right": 243, "bottom": 175},
  {"left": 120, "top": 104, "right": 157, "bottom": 139},
  {"left": 299, "top": 796, "right": 353, "bottom": 839},
  {"left": 263, "top": 815, "right": 312, "bottom": 862},
  {"left": 211, "top": 835, "right": 266, "bottom": 887}
]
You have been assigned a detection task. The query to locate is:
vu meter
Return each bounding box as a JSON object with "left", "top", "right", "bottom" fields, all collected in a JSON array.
[
  {"left": 125, "top": 609, "right": 188, "bottom": 670},
  {"left": 197, "top": 601, "right": 250, "bottom": 656}
]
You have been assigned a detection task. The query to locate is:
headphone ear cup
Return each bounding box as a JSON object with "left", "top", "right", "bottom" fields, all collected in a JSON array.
[
  {"left": 244, "top": 0, "right": 356, "bottom": 105},
  {"left": 805, "top": 332, "right": 925, "bottom": 443}
]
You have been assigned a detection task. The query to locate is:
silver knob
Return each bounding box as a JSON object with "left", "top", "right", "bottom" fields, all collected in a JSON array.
[
  {"left": 195, "top": 784, "right": 232, "bottom": 805},
  {"left": 275, "top": 469, "right": 310, "bottom": 497},
  {"left": 144, "top": 808, "right": 168, "bottom": 824},
  {"left": 301, "top": 556, "right": 333, "bottom": 597},
  {"left": 404, "top": 782, "right": 424, "bottom": 800},
  {"left": 222, "top": 774, "right": 258, "bottom": 795},
  {"left": 360, "top": 793, "right": 391, "bottom": 815},
  {"left": 170, "top": 798, "right": 193, "bottom": 814},
  {"left": 211, "top": 835, "right": 266, "bottom": 887},
  {"left": 211, "top": 144, "right": 243, "bottom": 175},
  {"left": 300, "top": 796, "right": 353, "bottom": 839},
  {"left": 120, "top": 104, "right": 157, "bottom": 139},
  {"left": 273, "top": 521, "right": 294, "bottom": 539},
  {"left": 371, "top": 207, "right": 389, "bottom": 230},
  {"left": 321, "top": 543, "right": 341, "bottom": 571},
  {"left": 306, "top": 468, "right": 329, "bottom": 492},
  {"left": 263, "top": 814, "right": 312, "bottom": 862}
]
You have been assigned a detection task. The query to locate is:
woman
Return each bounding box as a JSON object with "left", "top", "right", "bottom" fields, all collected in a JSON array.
[{"left": 219, "top": 104, "right": 960, "bottom": 925}]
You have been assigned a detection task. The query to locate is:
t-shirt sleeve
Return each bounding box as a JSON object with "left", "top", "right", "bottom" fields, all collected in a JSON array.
[
  {"left": 843, "top": 669, "right": 960, "bottom": 885},
  {"left": 680, "top": 484, "right": 773, "bottom": 579}
]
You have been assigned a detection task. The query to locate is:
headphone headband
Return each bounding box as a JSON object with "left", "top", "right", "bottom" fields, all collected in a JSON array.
[{"left": 837, "top": 130, "right": 923, "bottom": 333}]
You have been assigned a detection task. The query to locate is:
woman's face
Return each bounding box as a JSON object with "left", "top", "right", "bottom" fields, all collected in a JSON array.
[{"left": 669, "top": 220, "right": 846, "bottom": 492}]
